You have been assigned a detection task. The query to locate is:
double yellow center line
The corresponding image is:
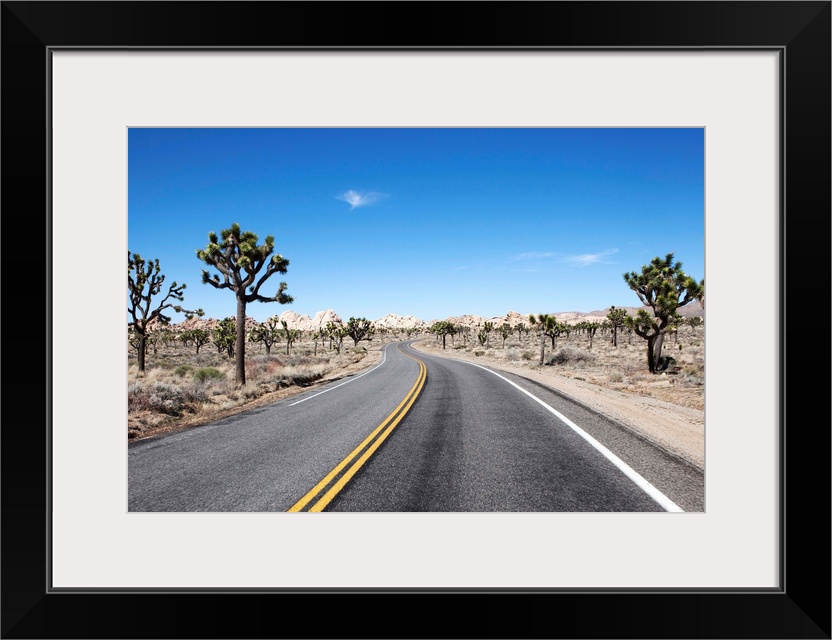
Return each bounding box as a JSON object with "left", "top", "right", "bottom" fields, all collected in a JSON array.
[{"left": 287, "top": 345, "right": 427, "bottom": 512}]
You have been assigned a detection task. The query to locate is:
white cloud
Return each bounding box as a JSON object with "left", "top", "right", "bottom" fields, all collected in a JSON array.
[
  {"left": 561, "top": 248, "right": 619, "bottom": 267},
  {"left": 336, "top": 189, "right": 384, "bottom": 209},
  {"left": 510, "top": 251, "right": 556, "bottom": 261}
]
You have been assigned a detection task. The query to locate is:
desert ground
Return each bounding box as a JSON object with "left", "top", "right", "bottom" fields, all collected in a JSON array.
[{"left": 127, "top": 320, "right": 704, "bottom": 470}]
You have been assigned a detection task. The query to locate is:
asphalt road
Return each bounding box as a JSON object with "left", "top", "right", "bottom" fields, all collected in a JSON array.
[{"left": 128, "top": 340, "right": 704, "bottom": 512}]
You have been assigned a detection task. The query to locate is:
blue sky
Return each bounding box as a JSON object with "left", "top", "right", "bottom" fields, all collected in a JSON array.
[{"left": 128, "top": 128, "right": 704, "bottom": 323}]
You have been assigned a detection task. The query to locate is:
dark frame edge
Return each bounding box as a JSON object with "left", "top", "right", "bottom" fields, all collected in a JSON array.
[{"left": 2, "top": 2, "right": 829, "bottom": 639}]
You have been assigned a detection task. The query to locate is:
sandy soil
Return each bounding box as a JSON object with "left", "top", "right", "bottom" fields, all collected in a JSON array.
[
  {"left": 129, "top": 349, "right": 385, "bottom": 441},
  {"left": 409, "top": 339, "right": 705, "bottom": 471}
]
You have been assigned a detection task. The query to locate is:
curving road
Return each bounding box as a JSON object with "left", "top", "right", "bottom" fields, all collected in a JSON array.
[{"left": 128, "top": 340, "right": 704, "bottom": 512}]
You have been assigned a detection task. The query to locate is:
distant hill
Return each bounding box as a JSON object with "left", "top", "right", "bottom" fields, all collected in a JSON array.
[{"left": 157, "top": 300, "right": 704, "bottom": 332}]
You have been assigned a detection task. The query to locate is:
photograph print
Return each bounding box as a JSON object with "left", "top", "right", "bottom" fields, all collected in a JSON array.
[{"left": 127, "top": 127, "right": 705, "bottom": 513}]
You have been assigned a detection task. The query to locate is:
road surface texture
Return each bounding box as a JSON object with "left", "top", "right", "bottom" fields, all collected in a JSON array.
[{"left": 129, "top": 341, "right": 704, "bottom": 512}]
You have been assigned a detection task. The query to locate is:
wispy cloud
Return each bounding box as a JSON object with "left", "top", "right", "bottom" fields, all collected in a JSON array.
[
  {"left": 561, "top": 249, "right": 619, "bottom": 267},
  {"left": 336, "top": 189, "right": 384, "bottom": 209},
  {"left": 510, "top": 251, "right": 556, "bottom": 262}
]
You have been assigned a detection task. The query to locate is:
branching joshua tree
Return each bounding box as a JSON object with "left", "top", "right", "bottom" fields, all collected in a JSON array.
[
  {"left": 325, "top": 321, "right": 346, "bottom": 354},
  {"left": 623, "top": 253, "right": 702, "bottom": 373},
  {"left": 280, "top": 320, "right": 302, "bottom": 355},
  {"left": 345, "top": 317, "right": 374, "bottom": 346},
  {"left": 429, "top": 320, "right": 457, "bottom": 349},
  {"left": 196, "top": 223, "right": 293, "bottom": 385},
  {"left": 582, "top": 321, "right": 600, "bottom": 349},
  {"left": 477, "top": 321, "right": 494, "bottom": 349},
  {"left": 606, "top": 306, "right": 628, "bottom": 347},
  {"left": 212, "top": 318, "right": 236, "bottom": 358},
  {"left": 687, "top": 316, "right": 703, "bottom": 333},
  {"left": 499, "top": 322, "right": 513, "bottom": 348},
  {"left": 515, "top": 322, "right": 528, "bottom": 343},
  {"left": 529, "top": 313, "right": 553, "bottom": 365},
  {"left": 180, "top": 328, "right": 211, "bottom": 354},
  {"left": 128, "top": 251, "right": 203, "bottom": 373},
  {"left": 248, "top": 317, "right": 282, "bottom": 355},
  {"left": 544, "top": 317, "right": 563, "bottom": 350}
]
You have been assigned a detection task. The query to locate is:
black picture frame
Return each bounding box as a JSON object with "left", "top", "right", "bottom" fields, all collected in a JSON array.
[{"left": 2, "top": 2, "right": 829, "bottom": 638}]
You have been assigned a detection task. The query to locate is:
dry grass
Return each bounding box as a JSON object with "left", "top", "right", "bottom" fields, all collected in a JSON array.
[
  {"left": 419, "top": 326, "right": 705, "bottom": 411},
  {"left": 127, "top": 339, "right": 375, "bottom": 440},
  {"left": 128, "top": 325, "right": 704, "bottom": 442}
]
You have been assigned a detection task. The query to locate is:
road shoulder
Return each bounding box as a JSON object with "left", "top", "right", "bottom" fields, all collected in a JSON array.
[{"left": 410, "top": 339, "right": 705, "bottom": 471}]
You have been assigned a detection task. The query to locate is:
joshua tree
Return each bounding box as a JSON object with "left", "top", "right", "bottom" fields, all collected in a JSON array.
[
  {"left": 529, "top": 313, "right": 553, "bottom": 365},
  {"left": 325, "top": 321, "right": 346, "bottom": 354},
  {"left": 180, "top": 328, "right": 211, "bottom": 354},
  {"left": 606, "top": 306, "right": 628, "bottom": 347},
  {"left": 213, "top": 317, "right": 237, "bottom": 358},
  {"left": 623, "top": 253, "right": 702, "bottom": 373},
  {"left": 280, "top": 320, "right": 302, "bottom": 355},
  {"left": 583, "top": 321, "right": 600, "bottom": 349},
  {"left": 429, "top": 320, "right": 457, "bottom": 349},
  {"left": 248, "top": 317, "right": 282, "bottom": 355},
  {"left": 196, "top": 223, "right": 293, "bottom": 385},
  {"left": 345, "top": 317, "right": 374, "bottom": 346},
  {"left": 128, "top": 251, "right": 203, "bottom": 373},
  {"left": 515, "top": 322, "right": 528, "bottom": 343},
  {"left": 477, "top": 321, "right": 494, "bottom": 349},
  {"left": 499, "top": 322, "right": 513, "bottom": 348},
  {"left": 544, "top": 317, "right": 563, "bottom": 350},
  {"left": 687, "top": 316, "right": 703, "bottom": 333}
]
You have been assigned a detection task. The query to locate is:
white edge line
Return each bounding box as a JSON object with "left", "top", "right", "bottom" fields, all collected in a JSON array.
[
  {"left": 456, "top": 359, "right": 685, "bottom": 513},
  {"left": 288, "top": 344, "right": 388, "bottom": 406}
]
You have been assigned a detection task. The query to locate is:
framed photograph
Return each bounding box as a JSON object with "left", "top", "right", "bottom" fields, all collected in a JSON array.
[{"left": 3, "top": 2, "right": 829, "bottom": 638}]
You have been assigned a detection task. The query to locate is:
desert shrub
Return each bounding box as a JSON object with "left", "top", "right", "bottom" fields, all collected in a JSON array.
[
  {"left": 454, "top": 344, "right": 466, "bottom": 350},
  {"left": 127, "top": 382, "right": 197, "bottom": 416},
  {"left": 474, "top": 350, "right": 485, "bottom": 357},
  {"left": 194, "top": 367, "right": 225, "bottom": 383},
  {"left": 174, "top": 364, "right": 194, "bottom": 377},
  {"left": 290, "top": 371, "right": 325, "bottom": 386},
  {"left": 521, "top": 351, "right": 534, "bottom": 361},
  {"left": 545, "top": 347, "right": 595, "bottom": 366},
  {"left": 243, "top": 386, "right": 261, "bottom": 399},
  {"left": 280, "top": 363, "right": 327, "bottom": 387},
  {"left": 608, "top": 370, "right": 624, "bottom": 383}
]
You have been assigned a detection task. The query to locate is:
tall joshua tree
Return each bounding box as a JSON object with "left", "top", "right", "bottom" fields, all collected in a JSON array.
[
  {"left": 248, "top": 317, "right": 282, "bottom": 355},
  {"left": 196, "top": 223, "right": 293, "bottom": 385},
  {"left": 499, "top": 322, "right": 513, "bottom": 348},
  {"left": 606, "top": 306, "right": 628, "bottom": 347},
  {"left": 429, "top": 320, "right": 456, "bottom": 349},
  {"left": 280, "top": 319, "right": 302, "bottom": 355},
  {"left": 128, "top": 251, "right": 202, "bottom": 373},
  {"left": 623, "top": 253, "right": 702, "bottom": 373},
  {"left": 529, "top": 313, "right": 553, "bottom": 365},
  {"left": 345, "top": 317, "right": 374, "bottom": 346}
]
